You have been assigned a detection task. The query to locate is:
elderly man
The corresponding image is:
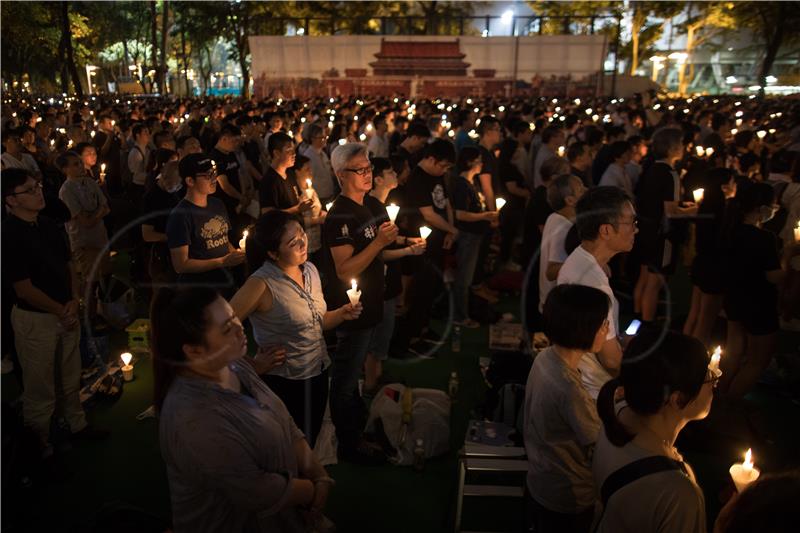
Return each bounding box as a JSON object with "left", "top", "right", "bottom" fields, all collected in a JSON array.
[{"left": 323, "top": 143, "right": 398, "bottom": 464}]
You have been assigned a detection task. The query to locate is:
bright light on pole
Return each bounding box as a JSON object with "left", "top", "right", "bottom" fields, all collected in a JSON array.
[
  {"left": 501, "top": 10, "right": 514, "bottom": 25},
  {"left": 650, "top": 55, "right": 666, "bottom": 82}
]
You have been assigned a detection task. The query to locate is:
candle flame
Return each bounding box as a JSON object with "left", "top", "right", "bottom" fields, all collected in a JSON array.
[
  {"left": 495, "top": 198, "right": 507, "bottom": 210},
  {"left": 744, "top": 448, "right": 753, "bottom": 469},
  {"left": 243, "top": 230, "right": 248, "bottom": 238},
  {"left": 306, "top": 178, "right": 312, "bottom": 188},
  {"left": 351, "top": 279, "right": 357, "bottom": 291},
  {"left": 326, "top": 202, "right": 333, "bottom": 211},
  {"left": 101, "top": 163, "right": 106, "bottom": 172},
  {"left": 121, "top": 352, "right": 132, "bottom": 366},
  {"left": 695, "top": 145, "right": 704, "bottom": 157}
]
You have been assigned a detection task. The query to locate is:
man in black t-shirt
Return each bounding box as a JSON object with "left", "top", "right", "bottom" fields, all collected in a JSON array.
[
  {"left": 3, "top": 168, "right": 108, "bottom": 455},
  {"left": 403, "top": 139, "right": 458, "bottom": 346},
  {"left": 210, "top": 124, "right": 250, "bottom": 244},
  {"left": 391, "top": 122, "right": 430, "bottom": 174},
  {"left": 259, "top": 132, "right": 313, "bottom": 216},
  {"left": 323, "top": 142, "right": 397, "bottom": 464},
  {"left": 166, "top": 153, "right": 245, "bottom": 297}
]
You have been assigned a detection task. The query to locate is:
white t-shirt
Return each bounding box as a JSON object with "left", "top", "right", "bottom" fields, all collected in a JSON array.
[
  {"left": 599, "top": 163, "right": 633, "bottom": 196},
  {"left": 539, "top": 212, "right": 573, "bottom": 312},
  {"left": 557, "top": 245, "right": 618, "bottom": 398}
]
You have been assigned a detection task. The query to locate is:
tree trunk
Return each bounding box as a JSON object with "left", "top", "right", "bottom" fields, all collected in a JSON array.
[
  {"left": 150, "top": 0, "right": 158, "bottom": 93},
  {"left": 160, "top": 0, "right": 170, "bottom": 94},
  {"left": 631, "top": 28, "right": 640, "bottom": 75},
  {"left": 181, "top": 22, "right": 190, "bottom": 96},
  {"left": 58, "top": 26, "right": 70, "bottom": 94},
  {"left": 757, "top": 5, "right": 785, "bottom": 99},
  {"left": 238, "top": 8, "right": 250, "bottom": 98},
  {"left": 61, "top": 1, "right": 84, "bottom": 98}
]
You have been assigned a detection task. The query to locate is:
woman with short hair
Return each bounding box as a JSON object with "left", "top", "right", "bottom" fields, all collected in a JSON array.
[{"left": 523, "top": 283, "right": 609, "bottom": 533}]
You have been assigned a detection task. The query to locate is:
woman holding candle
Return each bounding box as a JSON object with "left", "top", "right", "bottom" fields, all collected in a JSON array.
[
  {"left": 291, "top": 154, "right": 326, "bottom": 267},
  {"left": 720, "top": 182, "right": 784, "bottom": 399},
  {"left": 634, "top": 127, "right": 697, "bottom": 325},
  {"left": 593, "top": 329, "right": 717, "bottom": 533},
  {"left": 452, "top": 146, "right": 498, "bottom": 328},
  {"left": 152, "top": 286, "right": 334, "bottom": 533},
  {"left": 684, "top": 167, "right": 737, "bottom": 346},
  {"left": 230, "top": 210, "right": 362, "bottom": 447}
]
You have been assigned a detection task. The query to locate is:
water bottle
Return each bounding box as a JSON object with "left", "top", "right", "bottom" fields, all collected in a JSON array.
[
  {"left": 413, "top": 438, "right": 426, "bottom": 471},
  {"left": 451, "top": 325, "right": 461, "bottom": 353},
  {"left": 448, "top": 371, "right": 460, "bottom": 400}
]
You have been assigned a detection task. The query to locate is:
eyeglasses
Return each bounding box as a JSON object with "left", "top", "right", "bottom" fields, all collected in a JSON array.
[
  {"left": 194, "top": 172, "right": 217, "bottom": 181},
  {"left": 10, "top": 182, "right": 43, "bottom": 196},
  {"left": 616, "top": 216, "right": 639, "bottom": 228},
  {"left": 344, "top": 166, "right": 372, "bottom": 177}
]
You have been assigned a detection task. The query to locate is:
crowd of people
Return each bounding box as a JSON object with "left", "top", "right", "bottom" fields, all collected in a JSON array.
[{"left": 2, "top": 89, "right": 800, "bottom": 532}]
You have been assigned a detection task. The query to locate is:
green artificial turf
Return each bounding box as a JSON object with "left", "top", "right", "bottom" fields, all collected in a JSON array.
[{"left": 2, "top": 256, "right": 798, "bottom": 533}]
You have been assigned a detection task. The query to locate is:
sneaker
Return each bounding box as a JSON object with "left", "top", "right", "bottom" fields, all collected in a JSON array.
[
  {"left": 71, "top": 425, "right": 111, "bottom": 441},
  {"left": 1, "top": 357, "right": 14, "bottom": 374}
]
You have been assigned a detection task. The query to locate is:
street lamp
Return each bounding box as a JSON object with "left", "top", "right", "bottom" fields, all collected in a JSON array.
[
  {"left": 85, "top": 65, "right": 98, "bottom": 94},
  {"left": 650, "top": 55, "right": 666, "bottom": 82}
]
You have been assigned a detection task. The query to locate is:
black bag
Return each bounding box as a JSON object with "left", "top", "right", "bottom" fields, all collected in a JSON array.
[{"left": 483, "top": 350, "right": 532, "bottom": 425}]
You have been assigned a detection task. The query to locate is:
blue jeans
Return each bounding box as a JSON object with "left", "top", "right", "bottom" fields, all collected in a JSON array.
[
  {"left": 453, "top": 231, "right": 484, "bottom": 322},
  {"left": 331, "top": 326, "right": 376, "bottom": 451}
]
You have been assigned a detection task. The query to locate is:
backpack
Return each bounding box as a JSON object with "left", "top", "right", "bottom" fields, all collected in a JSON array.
[{"left": 366, "top": 384, "right": 450, "bottom": 466}]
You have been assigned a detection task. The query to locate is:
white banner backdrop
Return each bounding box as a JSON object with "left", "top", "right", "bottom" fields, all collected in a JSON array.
[{"left": 250, "top": 35, "right": 607, "bottom": 81}]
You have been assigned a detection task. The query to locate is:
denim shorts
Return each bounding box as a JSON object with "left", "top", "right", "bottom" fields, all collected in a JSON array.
[{"left": 367, "top": 298, "right": 396, "bottom": 361}]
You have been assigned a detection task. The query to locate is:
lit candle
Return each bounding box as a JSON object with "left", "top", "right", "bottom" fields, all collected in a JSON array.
[
  {"left": 695, "top": 145, "right": 705, "bottom": 157},
  {"left": 67, "top": 139, "right": 73, "bottom": 148},
  {"left": 756, "top": 130, "right": 767, "bottom": 140},
  {"left": 419, "top": 226, "right": 432, "bottom": 240},
  {"left": 49, "top": 139, "right": 55, "bottom": 149},
  {"left": 794, "top": 221, "right": 800, "bottom": 242},
  {"left": 386, "top": 203, "right": 400, "bottom": 224},
  {"left": 768, "top": 128, "right": 776, "bottom": 135},
  {"left": 557, "top": 146, "right": 566, "bottom": 157},
  {"left": 709, "top": 345, "right": 722, "bottom": 375},
  {"left": 705, "top": 147, "right": 715, "bottom": 157},
  {"left": 729, "top": 448, "right": 760, "bottom": 492},
  {"left": 338, "top": 138, "right": 346, "bottom": 146},
  {"left": 238, "top": 229, "right": 248, "bottom": 250},
  {"left": 731, "top": 128, "right": 738, "bottom": 136},
  {"left": 120, "top": 352, "right": 134, "bottom": 382},
  {"left": 495, "top": 197, "right": 507, "bottom": 210},
  {"left": 346, "top": 279, "right": 361, "bottom": 306},
  {"left": 305, "top": 178, "right": 314, "bottom": 199},
  {"left": 325, "top": 201, "right": 334, "bottom": 211},
  {"left": 693, "top": 188, "right": 704, "bottom": 204},
  {"left": 90, "top": 130, "right": 96, "bottom": 138}
]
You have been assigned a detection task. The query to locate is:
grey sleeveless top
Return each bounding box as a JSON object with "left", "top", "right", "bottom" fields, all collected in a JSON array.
[{"left": 248, "top": 261, "right": 329, "bottom": 380}]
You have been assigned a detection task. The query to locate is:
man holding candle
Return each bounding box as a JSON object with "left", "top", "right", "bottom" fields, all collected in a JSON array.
[
  {"left": 210, "top": 124, "right": 251, "bottom": 246},
  {"left": 259, "top": 132, "right": 313, "bottom": 216},
  {"left": 166, "top": 153, "right": 245, "bottom": 298},
  {"left": 323, "top": 143, "right": 398, "bottom": 464},
  {"left": 403, "top": 139, "right": 459, "bottom": 350}
]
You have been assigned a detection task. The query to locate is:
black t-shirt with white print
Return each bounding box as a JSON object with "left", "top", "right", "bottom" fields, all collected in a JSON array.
[
  {"left": 322, "top": 194, "right": 387, "bottom": 330},
  {"left": 166, "top": 197, "right": 231, "bottom": 261},
  {"left": 406, "top": 164, "right": 449, "bottom": 252}
]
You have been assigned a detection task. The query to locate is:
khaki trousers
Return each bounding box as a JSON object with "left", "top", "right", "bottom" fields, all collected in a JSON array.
[{"left": 11, "top": 306, "right": 87, "bottom": 443}]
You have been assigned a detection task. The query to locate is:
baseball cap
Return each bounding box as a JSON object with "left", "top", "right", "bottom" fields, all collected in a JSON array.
[{"left": 179, "top": 152, "right": 216, "bottom": 179}]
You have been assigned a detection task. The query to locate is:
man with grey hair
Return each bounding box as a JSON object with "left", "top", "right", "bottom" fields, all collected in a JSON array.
[
  {"left": 538, "top": 174, "right": 586, "bottom": 313},
  {"left": 323, "top": 142, "right": 398, "bottom": 464}
]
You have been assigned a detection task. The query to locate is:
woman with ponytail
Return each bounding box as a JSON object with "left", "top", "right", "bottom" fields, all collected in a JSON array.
[
  {"left": 230, "top": 210, "right": 361, "bottom": 447},
  {"left": 523, "top": 284, "right": 609, "bottom": 533},
  {"left": 152, "top": 286, "right": 333, "bottom": 533},
  {"left": 721, "top": 182, "right": 784, "bottom": 399},
  {"left": 593, "top": 329, "right": 716, "bottom": 533}
]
